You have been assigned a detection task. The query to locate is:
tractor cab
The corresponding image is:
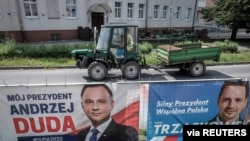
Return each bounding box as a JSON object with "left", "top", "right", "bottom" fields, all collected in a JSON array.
[
  {"left": 96, "top": 25, "right": 138, "bottom": 61},
  {"left": 71, "top": 24, "right": 141, "bottom": 81}
]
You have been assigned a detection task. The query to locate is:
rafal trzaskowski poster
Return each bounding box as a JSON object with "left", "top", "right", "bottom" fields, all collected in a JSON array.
[{"left": 147, "top": 79, "right": 250, "bottom": 141}]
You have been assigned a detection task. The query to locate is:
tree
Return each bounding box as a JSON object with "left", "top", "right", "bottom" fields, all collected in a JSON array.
[{"left": 201, "top": 0, "right": 250, "bottom": 40}]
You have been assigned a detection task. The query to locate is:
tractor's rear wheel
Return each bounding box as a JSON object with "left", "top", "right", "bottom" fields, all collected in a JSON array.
[
  {"left": 189, "top": 61, "right": 206, "bottom": 77},
  {"left": 88, "top": 61, "right": 108, "bottom": 81},
  {"left": 122, "top": 61, "right": 140, "bottom": 79}
]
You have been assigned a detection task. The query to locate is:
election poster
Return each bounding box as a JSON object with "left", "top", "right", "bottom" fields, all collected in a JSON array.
[
  {"left": 146, "top": 79, "right": 250, "bottom": 141},
  {"left": 0, "top": 83, "right": 140, "bottom": 141},
  {"left": 1, "top": 79, "right": 249, "bottom": 141}
]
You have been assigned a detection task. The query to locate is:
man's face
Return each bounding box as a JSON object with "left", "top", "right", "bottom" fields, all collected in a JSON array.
[
  {"left": 81, "top": 86, "right": 114, "bottom": 127},
  {"left": 218, "top": 85, "right": 247, "bottom": 124}
]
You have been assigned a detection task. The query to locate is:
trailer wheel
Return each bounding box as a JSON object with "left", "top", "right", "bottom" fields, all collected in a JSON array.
[
  {"left": 88, "top": 61, "right": 107, "bottom": 81},
  {"left": 189, "top": 61, "right": 206, "bottom": 77},
  {"left": 122, "top": 61, "right": 140, "bottom": 79}
]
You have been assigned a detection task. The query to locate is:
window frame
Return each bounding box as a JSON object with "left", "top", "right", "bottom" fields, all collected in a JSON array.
[
  {"left": 127, "top": 3, "right": 134, "bottom": 19},
  {"left": 162, "top": 6, "right": 168, "bottom": 20},
  {"left": 66, "top": 0, "right": 77, "bottom": 19},
  {"left": 185, "top": 7, "right": 192, "bottom": 20},
  {"left": 176, "top": 7, "right": 181, "bottom": 20},
  {"left": 138, "top": 4, "right": 145, "bottom": 19},
  {"left": 115, "top": 2, "right": 122, "bottom": 19},
  {"left": 24, "top": 0, "right": 38, "bottom": 18},
  {"left": 153, "top": 5, "right": 159, "bottom": 20}
]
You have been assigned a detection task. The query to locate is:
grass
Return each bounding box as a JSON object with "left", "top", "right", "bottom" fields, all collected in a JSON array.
[
  {"left": 1, "top": 50, "right": 250, "bottom": 68},
  {"left": 0, "top": 39, "right": 250, "bottom": 68},
  {"left": 0, "top": 57, "right": 76, "bottom": 67},
  {"left": 205, "top": 50, "right": 250, "bottom": 65}
]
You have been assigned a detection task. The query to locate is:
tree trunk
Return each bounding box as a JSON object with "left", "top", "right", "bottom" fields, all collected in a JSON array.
[{"left": 230, "top": 27, "right": 238, "bottom": 41}]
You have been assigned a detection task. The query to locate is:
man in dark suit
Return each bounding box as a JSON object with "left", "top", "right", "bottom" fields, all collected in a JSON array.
[
  {"left": 207, "top": 79, "right": 249, "bottom": 125},
  {"left": 77, "top": 84, "right": 138, "bottom": 141}
]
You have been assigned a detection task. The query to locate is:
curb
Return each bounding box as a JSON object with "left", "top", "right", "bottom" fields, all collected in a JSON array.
[
  {"left": 0, "top": 66, "right": 76, "bottom": 70},
  {"left": 1, "top": 62, "right": 250, "bottom": 70}
]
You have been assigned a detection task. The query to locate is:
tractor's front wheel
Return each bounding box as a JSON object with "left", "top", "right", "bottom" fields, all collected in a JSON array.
[
  {"left": 122, "top": 61, "right": 140, "bottom": 79},
  {"left": 88, "top": 61, "right": 108, "bottom": 81}
]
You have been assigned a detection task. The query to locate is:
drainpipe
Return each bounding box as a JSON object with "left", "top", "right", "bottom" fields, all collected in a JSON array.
[
  {"left": 15, "top": 0, "right": 25, "bottom": 42},
  {"left": 169, "top": 4, "right": 173, "bottom": 32},
  {"left": 192, "top": 0, "right": 198, "bottom": 32},
  {"left": 145, "top": 0, "right": 148, "bottom": 32}
]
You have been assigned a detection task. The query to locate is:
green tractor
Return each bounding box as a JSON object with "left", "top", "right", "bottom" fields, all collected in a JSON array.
[{"left": 71, "top": 25, "right": 145, "bottom": 81}]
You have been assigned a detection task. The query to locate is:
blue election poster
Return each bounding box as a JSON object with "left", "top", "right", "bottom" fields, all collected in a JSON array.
[{"left": 147, "top": 80, "right": 223, "bottom": 141}]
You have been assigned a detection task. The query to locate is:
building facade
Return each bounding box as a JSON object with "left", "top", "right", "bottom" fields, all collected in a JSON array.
[{"left": 0, "top": 0, "right": 197, "bottom": 42}]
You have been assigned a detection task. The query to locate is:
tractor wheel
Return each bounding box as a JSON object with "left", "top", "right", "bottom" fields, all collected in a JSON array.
[
  {"left": 88, "top": 61, "right": 108, "bottom": 81},
  {"left": 122, "top": 61, "right": 140, "bottom": 79},
  {"left": 189, "top": 61, "right": 206, "bottom": 77}
]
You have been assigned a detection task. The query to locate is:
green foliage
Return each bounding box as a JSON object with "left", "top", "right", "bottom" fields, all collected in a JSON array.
[
  {"left": 1, "top": 39, "right": 250, "bottom": 67},
  {"left": 139, "top": 129, "right": 146, "bottom": 136},
  {"left": 138, "top": 41, "right": 153, "bottom": 54},
  {"left": 0, "top": 34, "right": 15, "bottom": 58},
  {"left": 200, "top": 6, "right": 216, "bottom": 22},
  {"left": 144, "top": 52, "right": 161, "bottom": 65},
  {"left": 213, "top": 0, "right": 250, "bottom": 27},
  {"left": 219, "top": 50, "right": 250, "bottom": 63},
  {"left": 201, "top": 0, "right": 250, "bottom": 40},
  {"left": 174, "top": 40, "right": 201, "bottom": 45},
  {"left": 213, "top": 0, "right": 250, "bottom": 28},
  {"left": 0, "top": 57, "right": 76, "bottom": 67},
  {"left": 1, "top": 42, "right": 94, "bottom": 58},
  {"left": 2, "top": 50, "right": 250, "bottom": 67},
  {"left": 214, "top": 40, "right": 238, "bottom": 53},
  {"left": 139, "top": 129, "right": 146, "bottom": 141}
]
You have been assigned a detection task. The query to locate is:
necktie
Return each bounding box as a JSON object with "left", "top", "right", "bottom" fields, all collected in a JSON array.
[{"left": 89, "top": 128, "right": 99, "bottom": 141}]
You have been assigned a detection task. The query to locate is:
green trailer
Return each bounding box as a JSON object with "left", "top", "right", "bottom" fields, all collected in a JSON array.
[{"left": 156, "top": 43, "right": 221, "bottom": 76}]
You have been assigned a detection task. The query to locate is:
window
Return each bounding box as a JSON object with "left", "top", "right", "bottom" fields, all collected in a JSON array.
[
  {"left": 153, "top": 5, "right": 159, "bottom": 19},
  {"left": 185, "top": 8, "right": 192, "bottom": 20},
  {"left": 112, "top": 28, "right": 123, "bottom": 46},
  {"left": 162, "top": 6, "right": 168, "bottom": 20},
  {"left": 24, "top": 0, "right": 38, "bottom": 17},
  {"left": 127, "top": 3, "right": 134, "bottom": 19},
  {"left": 96, "top": 27, "right": 110, "bottom": 50},
  {"left": 176, "top": 7, "right": 181, "bottom": 20},
  {"left": 66, "top": 0, "right": 77, "bottom": 18},
  {"left": 115, "top": 2, "right": 122, "bottom": 18},
  {"left": 138, "top": 4, "right": 145, "bottom": 19},
  {"left": 51, "top": 33, "right": 61, "bottom": 41}
]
